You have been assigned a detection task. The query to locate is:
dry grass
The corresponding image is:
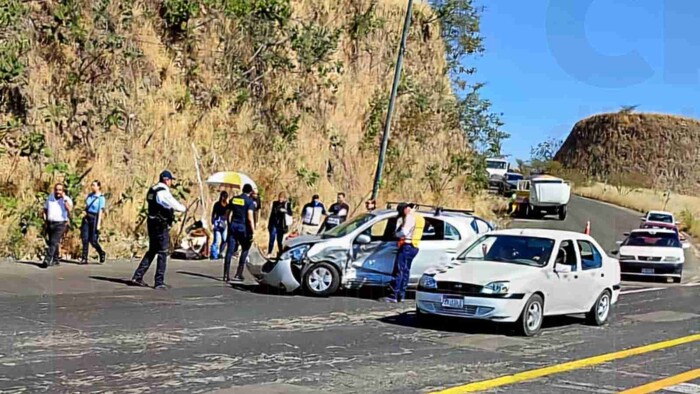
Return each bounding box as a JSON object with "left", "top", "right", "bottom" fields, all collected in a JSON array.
[
  {"left": 575, "top": 183, "right": 700, "bottom": 238},
  {"left": 0, "top": 0, "right": 492, "bottom": 259}
]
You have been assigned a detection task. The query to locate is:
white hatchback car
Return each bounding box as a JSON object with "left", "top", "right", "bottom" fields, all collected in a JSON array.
[
  {"left": 416, "top": 229, "right": 621, "bottom": 336},
  {"left": 247, "top": 206, "right": 495, "bottom": 296}
]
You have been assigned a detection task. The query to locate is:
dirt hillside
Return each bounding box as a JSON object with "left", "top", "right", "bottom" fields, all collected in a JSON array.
[
  {"left": 555, "top": 112, "right": 700, "bottom": 193},
  {"left": 0, "top": 0, "right": 492, "bottom": 258}
]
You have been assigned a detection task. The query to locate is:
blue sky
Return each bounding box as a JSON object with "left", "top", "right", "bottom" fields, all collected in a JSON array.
[{"left": 470, "top": 0, "right": 700, "bottom": 161}]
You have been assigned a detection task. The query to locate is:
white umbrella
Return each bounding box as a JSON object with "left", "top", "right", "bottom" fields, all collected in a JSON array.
[{"left": 205, "top": 171, "right": 258, "bottom": 191}]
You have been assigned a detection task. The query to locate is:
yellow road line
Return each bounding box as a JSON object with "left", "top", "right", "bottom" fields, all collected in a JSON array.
[
  {"left": 619, "top": 368, "right": 700, "bottom": 394},
  {"left": 431, "top": 333, "right": 700, "bottom": 394}
]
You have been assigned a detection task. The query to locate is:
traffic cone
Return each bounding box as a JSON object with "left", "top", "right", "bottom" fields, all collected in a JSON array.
[{"left": 584, "top": 221, "right": 591, "bottom": 235}]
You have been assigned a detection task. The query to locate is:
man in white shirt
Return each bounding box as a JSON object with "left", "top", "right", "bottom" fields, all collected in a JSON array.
[
  {"left": 131, "top": 170, "right": 186, "bottom": 289},
  {"left": 42, "top": 183, "right": 73, "bottom": 268},
  {"left": 300, "top": 194, "right": 327, "bottom": 235}
]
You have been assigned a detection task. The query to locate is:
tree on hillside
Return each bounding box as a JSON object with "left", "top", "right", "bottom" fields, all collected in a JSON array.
[
  {"left": 530, "top": 137, "right": 563, "bottom": 162},
  {"left": 428, "top": 0, "right": 509, "bottom": 189}
]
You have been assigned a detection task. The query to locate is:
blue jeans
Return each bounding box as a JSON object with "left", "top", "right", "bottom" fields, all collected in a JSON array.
[
  {"left": 210, "top": 227, "right": 227, "bottom": 259},
  {"left": 268, "top": 227, "right": 285, "bottom": 255},
  {"left": 389, "top": 244, "right": 419, "bottom": 301}
]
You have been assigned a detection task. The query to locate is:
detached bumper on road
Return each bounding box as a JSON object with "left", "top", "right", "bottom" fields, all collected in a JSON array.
[
  {"left": 416, "top": 291, "right": 527, "bottom": 323},
  {"left": 246, "top": 258, "right": 300, "bottom": 292},
  {"left": 619, "top": 261, "right": 683, "bottom": 278}
]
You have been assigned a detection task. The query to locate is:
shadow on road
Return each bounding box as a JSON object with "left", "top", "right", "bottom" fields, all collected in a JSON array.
[
  {"left": 89, "top": 276, "right": 139, "bottom": 286},
  {"left": 14, "top": 260, "right": 45, "bottom": 268},
  {"left": 379, "top": 311, "right": 587, "bottom": 337},
  {"left": 177, "top": 270, "right": 222, "bottom": 282}
]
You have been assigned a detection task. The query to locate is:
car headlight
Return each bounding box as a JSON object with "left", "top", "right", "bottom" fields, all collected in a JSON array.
[
  {"left": 418, "top": 274, "right": 437, "bottom": 289},
  {"left": 481, "top": 281, "right": 510, "bottom": 294},
  {"left": 663, "top": 256, "right": 681, "bottom": 262},
  {"left": 619, "top": 255, "right": 634, "bottom": 261},
  {"left": 280, "top": 245, "right": 310, "bottom": 262}
]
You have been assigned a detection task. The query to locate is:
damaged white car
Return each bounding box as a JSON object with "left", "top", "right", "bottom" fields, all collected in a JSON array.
[{"left": 246, "top": 205, "right": 494, "bottom": 296}]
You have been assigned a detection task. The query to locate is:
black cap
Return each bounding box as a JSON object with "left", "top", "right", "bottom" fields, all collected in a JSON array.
[
  {"left": 159, "top": 170, "right": 174, "bottom": 181},
  {"left": 242, "top": 184, "right": 253, "bottom": 194}
]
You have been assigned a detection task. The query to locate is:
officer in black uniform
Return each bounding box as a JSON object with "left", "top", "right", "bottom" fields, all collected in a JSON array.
[
  {"left": 223, "top": 183, "right": 256, "bottom": 282},
  {"left": 131, "top": 170, "right": 186, "bottom": 289}
]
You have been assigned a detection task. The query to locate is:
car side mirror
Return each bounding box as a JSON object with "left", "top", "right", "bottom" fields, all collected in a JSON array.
[
  {"left": 640, "top": 217, "right": 646, "bottom": 221},
  {"left": 355, "top": 234, "right": 371, "bottom": 245},
  {"left": 616, "top": 240, "right": 623, "bottom": 246},
  {"left": 682, "top": 242, "right": 690, "bottom": 250},
  {"left": 554, "top": 263, "right": 572, "bottom": 273},
  {"left": 622, "top": 233, "right": 630, "bottom": 237},
  {"left": 675, "top": 221, "right": 681, "bottom": 226},
  {"left": 610, "top": 250, "right": 619, "bottom": 256}
]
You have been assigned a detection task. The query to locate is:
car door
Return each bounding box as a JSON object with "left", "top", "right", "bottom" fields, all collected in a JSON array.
[
  {"left": 576, "top": 239, "right": 606, "bottom": 311},
  {"left": 350, "top": 217, "right": 398, "bottom": 285},
  {"left": 544, "top": 239, "right": 585, "bottom": 315},
  {"left": 408, "top": 218, "right": 463, "bottom": 285}
]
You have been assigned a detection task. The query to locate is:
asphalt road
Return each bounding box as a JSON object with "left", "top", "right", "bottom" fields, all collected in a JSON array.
[{"left": 0, "top": 196, "right": 698, "bottom": 393}]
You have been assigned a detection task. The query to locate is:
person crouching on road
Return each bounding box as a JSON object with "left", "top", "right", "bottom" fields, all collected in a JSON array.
[
  {"left": 80, "top": 180, "right": 106, "bottom": 265},
  {"left": 224, "top": 184, "right": 256, "bottom": 282},
  {"left": 210, "top": 191, "right": 229, "bottom": 260},
  {"left": 300, "top": 194, "right": 326, "bottom": 235},
  {"left": 268, "top": 192, "right": 292, "bottom": 257},
  {"left": 131, "top": 170, "right": 186, "bottom": 289},
  {"left": 42, "top": 183, "right": 73, "bottom": 268},
  {"left": 380, "top": 203, "right": 425, "bottom": 303}
]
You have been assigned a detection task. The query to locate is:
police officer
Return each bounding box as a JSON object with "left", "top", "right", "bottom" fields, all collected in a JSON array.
[
  {"left": 131, "top": 170, "right": 186, "bottom": 289},
  {"left": 80, "top": 180, "right": 106, "bottom": 265},
  {"left": 223, "top": 183, "right": 256, "bottom": 282},
  {"left": 380, "top": 202, "right": 425, "bottom": 303}
]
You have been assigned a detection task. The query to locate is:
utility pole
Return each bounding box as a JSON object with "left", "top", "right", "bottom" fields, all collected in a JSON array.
[{"left": 371, "top": 0, "right": 414, "bottom": 201}]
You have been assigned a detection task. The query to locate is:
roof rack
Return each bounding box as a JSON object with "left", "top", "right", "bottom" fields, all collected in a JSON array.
[{"left": 385, "top": 201, "right": 474, "bottom": 216}]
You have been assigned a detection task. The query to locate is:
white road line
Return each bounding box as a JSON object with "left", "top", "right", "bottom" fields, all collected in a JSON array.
[
  {"left": 621, "top": 288, "right": 664, "bottom": 295},
  {"left": 663, "top": 383, "right": 700, "bottom": 394}
]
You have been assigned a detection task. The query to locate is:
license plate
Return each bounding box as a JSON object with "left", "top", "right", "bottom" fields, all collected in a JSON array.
[
  {"left": 441, "top": 296, "right": 464, "bottom": 309},
  {"left": 641, "top": 268, "right": 655, "bottom": 274}
]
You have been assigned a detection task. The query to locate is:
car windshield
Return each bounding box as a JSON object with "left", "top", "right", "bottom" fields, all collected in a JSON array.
[
  {"left": 486, "top": 160, "right": 508, "bottom": 169},
  {"left": 458, "top": 235, "right": 555, "bottom": 267},
  {"left": 647, "top": 213, "right": 673, "bottom": 223},
  {"left": 321, "top": 213, "right": 376, "bottom": 238},
  {"left": 624, "top": 232, "right": 681, "bottom": 248},
  {"left": 506, "top": 174, "right": 523, "bottom": 181}
]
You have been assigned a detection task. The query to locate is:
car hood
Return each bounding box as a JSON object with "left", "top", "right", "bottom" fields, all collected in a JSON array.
[
  {"left": 431, "top": 260, "right": 540, "bottom": 286},
  {"left": 619, "top": 245, "right": 683, "bottom": 258},
  {"left": 284, "top": 235, "right": 324, "bottom": 249}
]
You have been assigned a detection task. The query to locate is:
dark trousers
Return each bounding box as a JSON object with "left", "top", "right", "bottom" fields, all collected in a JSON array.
[
  {"left": 133, "top": 220, "right": 170, "bottom": 286},
  {"left": 80, "top": 214, "right": 105, "bottom": 260},
  {"left": 43, "top": 221, "right": 67, "bottom": 266},
  {"left": 224, "top": 226, "right": 252, "bottom": 280},
  {"left": 389, "top": 244, "right": 419, "bottom": 301},
  {"left": 267, "top": 227, "right": 285, "bottom": 255}
]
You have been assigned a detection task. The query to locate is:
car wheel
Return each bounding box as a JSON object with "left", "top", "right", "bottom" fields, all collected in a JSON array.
[
  {"left": 303, "top": 262, "right": 340, "bottom": 297},
  {"left": 586, "top": 290, "right": 612, "bottom": 326},
  {"left": 559, "top": 205, "right": 568, "bottom": 221},
  {"left": 516, "top": 294, "right": 544, "bottom": 336},
  {"left": 672, "top": 277, "right": 682, "bottom": 284}
]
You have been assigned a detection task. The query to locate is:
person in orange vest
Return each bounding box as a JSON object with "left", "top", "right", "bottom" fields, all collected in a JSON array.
[{"left": 380, "top": 202, "right": 425, "bottom": 303}]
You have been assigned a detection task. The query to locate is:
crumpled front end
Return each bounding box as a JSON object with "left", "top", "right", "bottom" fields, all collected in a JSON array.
[{"left": 247, "top": 258, "right": 301, "bottom": 293}]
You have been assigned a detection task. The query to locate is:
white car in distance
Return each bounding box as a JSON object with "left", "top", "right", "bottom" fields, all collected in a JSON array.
[
  {"left": 641, "top": 210, "right": 679, "bottom": 227},
  {"left": 615, "top": 228, "right": 686, "bottom": 283},
  {"left": 416, "top": 229, "right": 621, "bottom": 336}
]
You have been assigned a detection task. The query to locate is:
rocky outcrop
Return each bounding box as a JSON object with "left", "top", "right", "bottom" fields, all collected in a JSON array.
[{"left": 555, "top": 113, "right": 700, "bottom": 193}]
